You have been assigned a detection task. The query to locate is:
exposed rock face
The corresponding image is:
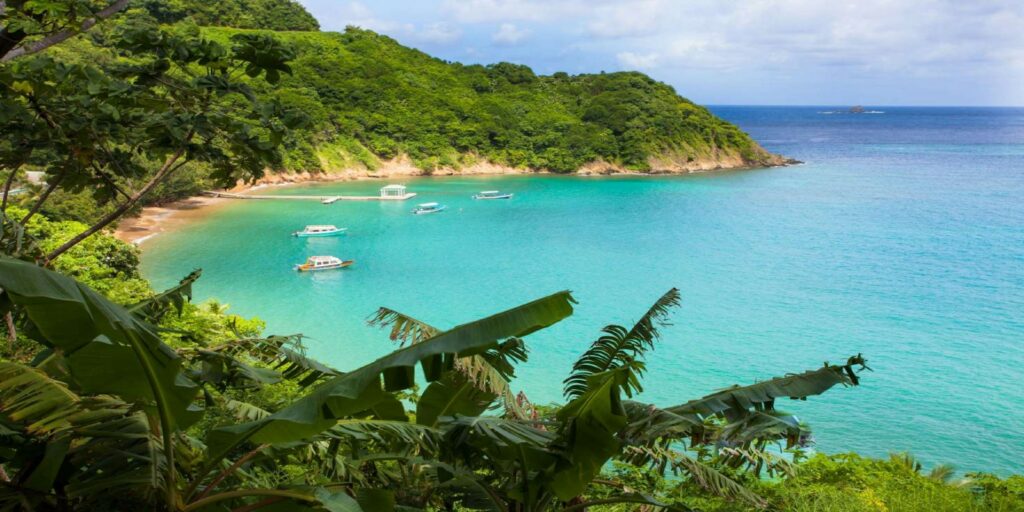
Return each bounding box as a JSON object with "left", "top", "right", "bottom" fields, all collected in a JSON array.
[{"left": 245, "top": 146, "right": 797, "bottom": 186}]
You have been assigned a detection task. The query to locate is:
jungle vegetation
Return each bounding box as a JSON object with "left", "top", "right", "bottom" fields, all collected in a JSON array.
[{"left": 0, "top": 2, "right": 1021, "bottom": 511}]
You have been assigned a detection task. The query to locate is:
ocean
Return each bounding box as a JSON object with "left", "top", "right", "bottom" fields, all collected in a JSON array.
[{"left": 140, "top": 106, "right": 1024, "bottom": 474}]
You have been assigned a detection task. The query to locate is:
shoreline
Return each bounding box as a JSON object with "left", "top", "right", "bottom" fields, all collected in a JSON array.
[{"left": 114, "top": 159, "right": 799, "bottom": 246}]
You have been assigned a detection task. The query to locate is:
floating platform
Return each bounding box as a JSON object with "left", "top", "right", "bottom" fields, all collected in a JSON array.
[{"left": 203, "top": 191, "right": 417, "bottom": 201}]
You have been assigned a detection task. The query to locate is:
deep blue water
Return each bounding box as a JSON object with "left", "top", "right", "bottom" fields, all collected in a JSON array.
[{"left": 141, "top": 106, "right": 1024, "bottom": 474}]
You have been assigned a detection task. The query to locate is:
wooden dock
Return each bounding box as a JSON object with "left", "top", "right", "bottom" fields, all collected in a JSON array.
[{"left": 203, "top": 191, "right": 417, "bottom": 201}]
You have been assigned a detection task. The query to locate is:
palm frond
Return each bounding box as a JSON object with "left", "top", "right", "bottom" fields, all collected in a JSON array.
[
  {"left": 563, "top": 288, "right": 680, "bottom": 400},
  {"left": 0, "top": 361, "right": 80, "bottom": 435},
  {"left": 328, "top": 419, "right": 439, "bottom": 452},
  {"left": 718, "top": 445, "right": 796, "bottom": 477},
  {"left": 928, "top": 463, "right": 957, "bottom": 483},
  {"left": 622, "top": 444, "right": 767, "bottom": 509},
  {"left": 203, "top": 334, "right": 338, "bottom": 388},
  {"left": 64, "top": 400, "right": 165, "bottom": 500},
  {"left": 368, "top": 306, "right": 440, "bottom": 346},
  {"left": 621, "top": 400, "right": 703, "bottom": 443},
  {"left": 127, "top": 269, "right": 201, "bottom": 322},
  {"left": 442, "top": 416, "right": 555, "bottom": 454},
  {"left": 221, "top": 398, "right": 271, "bottom": 422}
]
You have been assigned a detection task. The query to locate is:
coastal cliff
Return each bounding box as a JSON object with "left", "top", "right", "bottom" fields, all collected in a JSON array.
[{"left": 240, "top": 148, "right": 794, "bottom": 188}]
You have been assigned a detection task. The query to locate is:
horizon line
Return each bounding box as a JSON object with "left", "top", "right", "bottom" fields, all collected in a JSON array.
[{"left": 704, "top": 104, "right": 1024, "bottom": 109}]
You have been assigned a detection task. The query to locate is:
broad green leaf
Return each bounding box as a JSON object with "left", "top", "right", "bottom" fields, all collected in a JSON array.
[
  {"left": 417, "top": 372, "right": 497, "bottom": 428},
  {"left": 550, "top": 367, "right": 631, "bottom": 500},
  {"left": 0, "top": 257, "right": 200, "bottom": 429},
  {"left": 206, "top": 291, "right": 574, "bottom": 465}
]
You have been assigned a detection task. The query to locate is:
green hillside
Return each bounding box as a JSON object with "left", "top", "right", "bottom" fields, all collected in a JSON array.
[
  {"left": 198, "top": 26, "right": 785, "bottom": 174},
  {"left": 137, "top": 0, "right": 320, "bottom": 31}
]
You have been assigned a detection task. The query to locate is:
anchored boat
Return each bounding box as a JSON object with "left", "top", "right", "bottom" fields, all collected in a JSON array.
[
  {"left": 412, "top": 202, "right": 447, "bottom": 215},
  {"left": 293, "top": 225, "right": 347, "bottom": 237},
  {"left": 321, "top": 196, "right": 340, "bottom": 204},
  {"left": 294, "top": 255, "right": 353, "bottom": 272},
  {"left": 473, "top": 190, "right": 513, "bottom": 200}
]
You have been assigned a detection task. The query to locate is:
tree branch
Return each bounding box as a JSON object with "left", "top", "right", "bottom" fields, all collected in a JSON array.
[
  {"left": 19, "top": 164, "right": 67, "bottom": 225},
  {"left": 44, "top": 132, "right": 193, "bottom": 263},
  {"left": 188, "top": 444, "right": 270, "bottom": 502},
  {"left": 0, "top": 0, "right": 130, "bottom": 62},
  {"left": 0, "top": 170, "right": 17, "bottom": 213},
  {"left": 4, "top": 312, "right": 15, "bottom": 342},
  {"left": 182, "top": 490, "right": 318, "bottom": 512}
]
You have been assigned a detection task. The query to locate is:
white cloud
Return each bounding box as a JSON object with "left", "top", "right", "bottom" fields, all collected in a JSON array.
[
  {"left": 296, "top": 0, "right": 1024, "bottom": 103},
  {"left": 583, "top": 0, "right": 1024, "bottom": 75},
  {"left": 492, "top": 23, "right": 529, "bottom": 44},
  {"left": 320, "top": 2, "right": 462, "bottom": 44},
  {"left": 616, "top": 51, "right": 659, "bottom": 69},
  {"left": 418, "top": 22, "right": 462, "bottom": 44},
  {"left": 440, "top": 0, "right": 591, "bottom": 23}
]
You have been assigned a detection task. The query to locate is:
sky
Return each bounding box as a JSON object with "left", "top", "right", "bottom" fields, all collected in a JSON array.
[{"left": 295, "top": 0, "right": 1024, "bottom": 106}]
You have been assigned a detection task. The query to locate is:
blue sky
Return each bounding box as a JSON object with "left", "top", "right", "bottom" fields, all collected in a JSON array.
[{"left": 295, "top": 0, "right": 1024, "bottom": 106}]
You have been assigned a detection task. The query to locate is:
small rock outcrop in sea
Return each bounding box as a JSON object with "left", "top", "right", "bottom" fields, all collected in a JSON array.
[{"left": 849, "top": 105, "right": 866, "bottom": 114}]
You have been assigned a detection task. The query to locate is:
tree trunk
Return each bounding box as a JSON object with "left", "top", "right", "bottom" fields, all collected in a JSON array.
[
  {"left": 3, "top": 312, "right": 14, "bottom": 342},
  {"left": 0, "top": 169, "right": 16, "bottom": 212}
]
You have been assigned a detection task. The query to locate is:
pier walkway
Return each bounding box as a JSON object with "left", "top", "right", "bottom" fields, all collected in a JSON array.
[{"left": 203, "top": 191, "right": 417, "bottom": 201}]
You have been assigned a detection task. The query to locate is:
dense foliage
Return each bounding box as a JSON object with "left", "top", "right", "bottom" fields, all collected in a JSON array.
[
  {"left": 137, "top": 0, "right": 320, "bottom": 32},
  {"left": 1, "top": 4, "right": 306, "bottom": 258},
  {"left": 601, "top": 453, "right": 1024, "bottom": 511},
  {"left": 200, "top": 27, "right": 781, "bottom": 173}
]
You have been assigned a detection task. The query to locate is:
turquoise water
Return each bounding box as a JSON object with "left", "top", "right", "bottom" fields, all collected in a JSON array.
[{"left": 141, "top": 107, "right": 1024, "bottom": 474}]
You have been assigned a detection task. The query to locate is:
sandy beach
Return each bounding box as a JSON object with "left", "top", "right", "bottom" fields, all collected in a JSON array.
[{"left": 114, "top": 196, "right": 233, "bottom": 245}]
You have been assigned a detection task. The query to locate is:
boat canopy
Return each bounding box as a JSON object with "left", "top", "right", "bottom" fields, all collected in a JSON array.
[
  {"left": 480, "top": 190, "right": 500, "bottom": 195},
  {"left": 308, "top": 255, "right": 340, "bottom": 264},
  {"left": 418, "top": 202, "right": 439, "bottom": 208},
  {"left": 304, "top": 225, "right": 338, "bottom": 231}
]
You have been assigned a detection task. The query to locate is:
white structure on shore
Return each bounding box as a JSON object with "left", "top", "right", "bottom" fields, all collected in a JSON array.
[{"left": 380, "top": 184, "right": 407, "bottom": 198}]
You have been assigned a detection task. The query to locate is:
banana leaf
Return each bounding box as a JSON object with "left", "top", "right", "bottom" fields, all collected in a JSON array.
[
  {"left": 0, "top": 257, "right": 200, "bottom": 429},
  {"left": 205, "top": 291, "right": 575, "bottom": 465},
  {"left": 417, "top": 372, "right": 497, "bottom": 428},
  {"left": 667, "top": 355, "right": 867, "bottom": 421}
]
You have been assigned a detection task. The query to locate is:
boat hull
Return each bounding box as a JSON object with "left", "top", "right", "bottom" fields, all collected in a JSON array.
[
  {"left": 293, "top": 230, "right": 346, "bottom": 238},
  {"left": 413, "top": 206, "right": 447, "bottom": 214},
  {"left": 294, "top": 260, "right": 354, "bottom": 271},
  {"left": 473, "top": 193, "right": 513, "bottom": 200}
]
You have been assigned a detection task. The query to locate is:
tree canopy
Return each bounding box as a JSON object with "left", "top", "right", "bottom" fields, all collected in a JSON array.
[
  {"left": 137, "top": 0, "right": 320, "bottom": 32},
  {"left": 204, "top": 27, "right": 781, "bottom": 173}
]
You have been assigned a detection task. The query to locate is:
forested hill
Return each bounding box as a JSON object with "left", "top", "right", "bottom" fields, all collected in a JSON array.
[
  {"left": 132, "top": 2, "right": 786, "bottom": 175},
  {"left": 137, "top": 0, "right": 319, "bottom": 31}
]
